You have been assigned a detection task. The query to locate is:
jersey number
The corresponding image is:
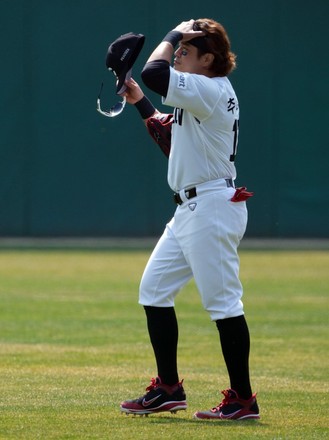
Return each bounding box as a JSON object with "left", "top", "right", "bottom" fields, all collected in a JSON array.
[{"left": 230, "top": 119, "right": 239, "bottom": 162}]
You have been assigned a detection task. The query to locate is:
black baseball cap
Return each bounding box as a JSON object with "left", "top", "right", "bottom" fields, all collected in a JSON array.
[{"left": 105, "top": 32, "right": 145, "bottom": 95}]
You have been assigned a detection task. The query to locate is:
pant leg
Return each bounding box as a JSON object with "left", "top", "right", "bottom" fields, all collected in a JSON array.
[{"left": 139, "top": 217, "right": 193, "bottom": 307}]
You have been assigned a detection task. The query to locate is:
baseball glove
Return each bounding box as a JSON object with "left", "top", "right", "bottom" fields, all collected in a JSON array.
[{"left": 146, "top": 113, "right": 173, "bottom": 158}]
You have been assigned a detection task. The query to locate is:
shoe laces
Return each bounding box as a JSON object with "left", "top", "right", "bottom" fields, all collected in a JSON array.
[
  {"left": 145, "top": 377, "right": 184, "bottom": 393},
  {"left": 219, "top": 389, "right": 234, "bottom": 407},
  {"left": 210, "top": 389, "right": 236, "bottom": 412},
  {"left": 145, "top": 377, "right": 160, "bottom": 392}
]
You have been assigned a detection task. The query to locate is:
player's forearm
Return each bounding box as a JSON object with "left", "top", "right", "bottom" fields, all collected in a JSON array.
[
  {"left": 147, "top": 31, "right": 182, "bottom": 63},
  {"left": 147, "top": 41, "right": 174, "bottom": 64}
]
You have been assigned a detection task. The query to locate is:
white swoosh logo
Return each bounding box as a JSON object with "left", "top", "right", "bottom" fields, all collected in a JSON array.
[{"left": 142, "top": 395, "right": 161, "bottom": 407}]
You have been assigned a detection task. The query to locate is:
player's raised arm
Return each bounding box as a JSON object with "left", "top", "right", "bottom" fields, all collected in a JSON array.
[
  {"left": 141, "top": 20, "right": 204, "bottom": 97},
  {"left": 146, "top": 19, "right": 204, "bottom": 63}
]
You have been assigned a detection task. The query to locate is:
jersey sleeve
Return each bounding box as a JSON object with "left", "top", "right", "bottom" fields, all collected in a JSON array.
[
  {"left": 141, "top": 60, "right": 170, "bottom": 97},
  {"left": 162, "top": 67, "right": 223, "bottom": 121}
]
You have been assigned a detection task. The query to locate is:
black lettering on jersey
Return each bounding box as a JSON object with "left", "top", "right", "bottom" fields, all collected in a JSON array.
[
  {"left": 227, "top": 97, "right": 238, "bottom": 114},
  {"left": 173, "top": 108, "right": 184, "bottom": 126}
]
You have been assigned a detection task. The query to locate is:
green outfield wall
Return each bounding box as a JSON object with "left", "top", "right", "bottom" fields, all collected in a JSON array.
[{"left": 1, "top": 0, "right": 328, "bottom": 237}]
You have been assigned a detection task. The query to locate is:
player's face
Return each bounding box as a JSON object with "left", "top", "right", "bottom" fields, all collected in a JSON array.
[{"left": 173, "top": 43, "right": 205, "bottom": 74}]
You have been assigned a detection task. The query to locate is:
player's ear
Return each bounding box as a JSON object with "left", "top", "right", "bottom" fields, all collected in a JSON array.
[{"left": 202, "top": 52, "right": 215, "bottom": 69}]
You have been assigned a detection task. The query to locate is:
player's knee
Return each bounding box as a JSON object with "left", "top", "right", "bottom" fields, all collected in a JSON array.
[{"left": 203, "top": 299, "right": 244, "bottom": 321}]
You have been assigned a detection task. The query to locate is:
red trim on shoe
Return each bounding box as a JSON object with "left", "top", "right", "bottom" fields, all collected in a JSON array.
[
  {"left": 193, "top": 388, "right": 260, "bottom": 420},
  {"left": 120, "top": 376, "right": 187, "bottom": 415}
]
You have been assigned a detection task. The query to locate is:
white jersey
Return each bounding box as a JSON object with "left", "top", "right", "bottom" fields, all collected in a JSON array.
[{"left": 163, "top": 67, "right": 239, "bottom": 192}]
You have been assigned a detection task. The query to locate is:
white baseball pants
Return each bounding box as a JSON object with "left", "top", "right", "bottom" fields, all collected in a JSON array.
[{"left": 139, "top": 179, "right": 248, "bottom": 321}]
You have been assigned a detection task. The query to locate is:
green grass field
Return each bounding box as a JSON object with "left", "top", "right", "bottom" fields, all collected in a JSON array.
[{"left": 0, "top": 248, "right": 328, "bottom": 439}]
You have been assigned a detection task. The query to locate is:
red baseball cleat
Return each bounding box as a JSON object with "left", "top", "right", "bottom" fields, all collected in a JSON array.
[
  {"left": 120, "top": 376, "right": 187, "bottom": 415},
  {"left": 194, "top": 388, "right": 260, "bottom": 420}
]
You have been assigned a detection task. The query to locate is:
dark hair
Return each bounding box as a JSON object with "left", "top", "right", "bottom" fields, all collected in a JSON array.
[{"left": 193, "top": 18, "right": 237, "bottom": 76}]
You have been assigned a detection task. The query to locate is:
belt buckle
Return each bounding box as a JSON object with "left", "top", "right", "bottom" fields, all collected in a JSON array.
[
  {"left": 174, "top": 187, "right": 196, "bottom": 205},
  {"left": 185, "top": 187, "right": 197, "bottom": 199}
]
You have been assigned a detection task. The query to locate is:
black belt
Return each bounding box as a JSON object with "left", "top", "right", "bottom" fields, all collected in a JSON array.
[{"left": 173, "top": 179, "right": 234, "bottom": 205}]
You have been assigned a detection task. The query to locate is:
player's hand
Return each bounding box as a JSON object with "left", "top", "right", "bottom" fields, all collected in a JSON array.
[
  {"left": 173, "top": 19, "right": 204, "bottom": 42},
  {"left": 121, "top": 78, "right": 144, "bottom": 104}
]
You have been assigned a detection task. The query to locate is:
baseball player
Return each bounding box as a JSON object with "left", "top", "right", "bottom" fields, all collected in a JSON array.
[{"left": 119, "top": 18, "right": 259, "bottom": 420}]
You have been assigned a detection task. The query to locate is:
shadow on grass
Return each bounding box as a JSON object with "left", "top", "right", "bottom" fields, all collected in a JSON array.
[{"left": 124, "top": 414, "right": 267, "bottom": 428}]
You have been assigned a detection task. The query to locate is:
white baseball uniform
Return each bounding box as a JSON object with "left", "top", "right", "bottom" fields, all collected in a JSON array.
[{"left": 139, "top": 67, "right": 247, "bottom": 321}]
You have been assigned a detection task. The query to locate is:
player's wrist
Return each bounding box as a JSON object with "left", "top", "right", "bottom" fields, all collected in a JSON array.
[
  {"left": 162, "top": 31, "right": 183, "bottom": 48},
  {"left": 134, "top": 95, "right": 156, "bottom": 120}
]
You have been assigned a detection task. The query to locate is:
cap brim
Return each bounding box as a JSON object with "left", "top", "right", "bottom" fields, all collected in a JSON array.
[{"left": 116, "top": 68, "right": 132, "bottom": 95}]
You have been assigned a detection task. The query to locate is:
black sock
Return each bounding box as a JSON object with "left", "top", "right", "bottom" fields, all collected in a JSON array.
[
  {"left": 216, "top": 315, "right": 252, "bottom": 400},
  {"left": 144, "top": 306, "right": 179, "bottom": 386}
]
